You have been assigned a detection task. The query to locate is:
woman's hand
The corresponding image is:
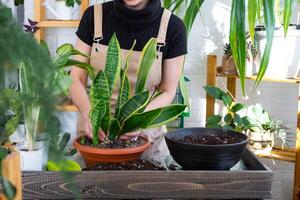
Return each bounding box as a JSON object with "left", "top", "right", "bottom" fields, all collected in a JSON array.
[
  {"left": 120, "top": 131, "right": 141, "bottom": 140},
  {"left": 83, "top": 117, "right": 106, "bottom": 140}
]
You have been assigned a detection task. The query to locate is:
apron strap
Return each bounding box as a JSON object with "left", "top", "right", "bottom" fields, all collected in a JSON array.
[
  {"left": 94, "top": 4, "right": 103, "bottom": 41},
  {"left": 157, "top": 9, "right": 172, "bottom": 48}
]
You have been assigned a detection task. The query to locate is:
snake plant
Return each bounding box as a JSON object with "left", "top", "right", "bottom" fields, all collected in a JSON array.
[{"left": 77, "top": 34, "right": 186, "bottom": 145}]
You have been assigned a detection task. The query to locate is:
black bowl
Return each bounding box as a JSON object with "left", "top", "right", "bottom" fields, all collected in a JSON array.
[{"left": 165, "top": 127, "right": 248, "bottom": 170}]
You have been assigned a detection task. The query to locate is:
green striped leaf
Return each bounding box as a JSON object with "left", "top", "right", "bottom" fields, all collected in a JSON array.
[
  {"left": 283, "top": 0, "right": 293, "bottom": 37},
  {"left": 90, "top": 71, "right": 111, "bottom": 133},
  {"left": 248, "top": 0, "right": 257, "bottom": 42},
  {"left": 122, "top": 108, "right": 163, "bottom": 134},
  {"left": 254, "top": 0, "right": 275, "bottom": 89},
  {"left": 108, "top": 118, "right": 121, "bottom": 140},
  {"left": 104, "top": 34, "right": 121, "bottom": 95},
  {"left": 183, "top": 0, "right": 204, "bottom": 33},
  {"left": 5, "top": 114, "right": 21, "bottom": 136},
  {"left": 229, "top": 0, "right": 246, "bottom": 96},
  {"left": 114, "top": 41, "right": 136, "bottom": 118},
  {"left": 135, "top": 38, "right": 157, "bottom": 94},
  {"left": 89, "top": 100, "right": 106, "bottom": 145},
  {"left": 147, "top": 104, "right": 186, "bottom": 128},
  {"left": 118, "top": 91, "right": 150, "bottom": 124}
]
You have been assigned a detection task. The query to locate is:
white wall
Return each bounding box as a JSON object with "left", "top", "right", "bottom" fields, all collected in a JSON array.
[{"left": 23, "top": 0, "right": 299, "bottom": 146}]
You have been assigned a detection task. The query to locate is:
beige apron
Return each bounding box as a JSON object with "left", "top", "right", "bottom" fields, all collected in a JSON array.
[{"left": 78, "top": 4, "right": 172, "bottom": 161}]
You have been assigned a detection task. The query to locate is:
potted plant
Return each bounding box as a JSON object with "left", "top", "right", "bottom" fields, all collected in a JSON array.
[
  {"left": 246, "top": 104, "right": 287, "bottom": 155},
  {"left": 220, "top": 33, "right": 258, "bottom": 76},
  {"left": 73, "top": 34, "right": 186, "bottom": 169},
  {"left": 43, "top": 0, "right": 81, "bottom": 20}
]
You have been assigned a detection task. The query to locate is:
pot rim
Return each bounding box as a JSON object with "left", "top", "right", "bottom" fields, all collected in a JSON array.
[
  {"left": 73, "top": 136, "right": 150, "bottom": 155},
  {"left": 165, "top": 127, "right": 249, "bottom": 147}
]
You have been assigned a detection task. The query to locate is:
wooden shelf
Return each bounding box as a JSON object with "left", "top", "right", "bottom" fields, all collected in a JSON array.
[
  {"left": 217, "top": 73, "right": 300, "bottom": 84},
  {"left": 38, "top": 20, "right": 80, "bottom": 28}
]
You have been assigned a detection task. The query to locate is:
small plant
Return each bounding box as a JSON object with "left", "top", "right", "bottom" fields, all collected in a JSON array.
[
  {"left": 76, "top": 34, "right": 186, "bottom": 146},
  {"left": 23, "top": 19, "right": 40, "bottom": 34},
  {"left": 57, "top": 0, "right": 81, "bottom": 7},
  {"left": 246, "top": 104, "right": 287, "bottom": 144},
  {"left": 204, "top": 86, "right": 251, "bottom": 132}
]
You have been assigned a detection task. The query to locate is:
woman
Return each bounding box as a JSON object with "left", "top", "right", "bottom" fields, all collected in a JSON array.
[{"left": 69, "top": 0, "right": 187, "bottom": 159}]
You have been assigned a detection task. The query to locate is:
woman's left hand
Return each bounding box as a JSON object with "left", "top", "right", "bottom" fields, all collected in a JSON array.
[{"left": 120, "top": 131, "right": 141, "bottom": 140}]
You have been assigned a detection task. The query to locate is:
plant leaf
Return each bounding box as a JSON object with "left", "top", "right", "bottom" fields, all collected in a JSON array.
[
  {"left": 58, "top": 133, "right": 71, "bottom": 152},
  {"left": 248, "top": 0, "right": 257, "bottom": 42},
  {"left": 283, "top": 0, "right": 293, "bottom": 37},
  {"left": 206, "top": 115, "right": 222, "bottom": 127},
  {"left": 183, "top": 0, "right": 204, "bottom": 33},
  {"left": 224, "top": 113, "right": 233, "bottom": 124},
  {"left": 89, "top": 100, "right": 106, "bottom": 145},
  {"left": 118, "top": 91, "right": 150, "bottom": 124},
  {"left": 221, "top": 92, "right": 233, "bottom": 108},
  {"left": 90, "top": 71, "right": 111, "bottom": 133},
  {"left": 104, "top": 34, "right": 121, "bottom": 95},
  {"left": 135, "top": 38, "right": 157, "bottom": 94},
  {"left": 5, "top": 114, "right": 21, "bottom": 136},
  {"left": 147, "top": 104, "right": 186, "bottom": 129},
  {"left": 204, "top": 86, "right": 223, "bottom": 100},
  {"left": 230, "top": 0, "right": 246, "bottom": 96},
  {"left": 114, "top": 40, "right": 136, "bottom": 118},
  {"left": 64, "top": 59, "right": 95, "bottom": 80},
  {"left": 108, "top": 118, "right": 121, "bottom": 140},
  {"left": 254, "top": 0, "right": 275, "bottom": 89},
  {"left": 47, "top": 159, "right": 81, "bottom": 171},
  {"left": 122, "top": 108, "right": 162, "bottom": 133},
  {"left": 179, "top": 75, "right": 190, "bottom": 110},
  {"left": 56, "top": 43, "right": 73, "bottom": 56},
  {"left": 231, "top": 103, "right": 245, "bottom": 112}
]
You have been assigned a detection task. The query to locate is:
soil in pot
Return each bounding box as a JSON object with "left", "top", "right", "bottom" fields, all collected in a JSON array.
[
  {"left": 79, "top": 136, "right": 146, "bottom": 149},
  {"left": 175, "top": 133, "right": 244, "bottom": 145},
  {"left": 89, "top": 159, "right": 166, "bottom": 171}
]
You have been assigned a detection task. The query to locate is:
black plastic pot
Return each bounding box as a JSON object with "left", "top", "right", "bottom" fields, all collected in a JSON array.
[{"left": 165, "top": 128, "right": 248, "bottom": 170}]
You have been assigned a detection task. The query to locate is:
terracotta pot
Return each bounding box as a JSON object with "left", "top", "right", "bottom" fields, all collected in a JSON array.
[{"left": 73, "top": 136, "right": 151, "bottom": 169}]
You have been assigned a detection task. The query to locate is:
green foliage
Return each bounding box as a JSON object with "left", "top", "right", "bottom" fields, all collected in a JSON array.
[
  {"left": 0, "top": 89, "right": 22, "bottom": 144},
  {"left": 76, "top": 35, "right": 186, "bottom": 145},
  {"left": 204, "top": 86, "right": 250, "bottom": 132},
  {"left": 47, "top": 159, "right": 81, "bottom": 171},
  {"left": 61, "top": 0, "right": 81, "bottom": 7}
]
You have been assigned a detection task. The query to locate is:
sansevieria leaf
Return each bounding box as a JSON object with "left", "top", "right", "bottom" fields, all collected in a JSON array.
[
  {"left": 122, "top": 108, "right": 163, "bottom": 133},
  {"left": 90, "top": 71, "right": 111, "bottom": 133},
  {"left": 118, "top": 91, "right": 150, "bottom": 124},
  {"left": 115, "top": 40, "right": 136, "bottom": 118},
  {"left": 104, "top": 33, "right": 121, "bottom": 95},
  {"left": 229, "top": 0, "right": 246, "bottom": 96},
  {"left": 248, "top": 0, "right": 257, "bottom": 42},
  {"left": 108, "top": 118, "right": 121, "bottom": 140},
  {"left": 283, "top": 0, "right": 293, "bottom": 37},
  {"left": 89, "top": 100, "right": 106, "bottom": 145},
  {"left": 135, "top": 38, "right": 157, "bottom": 94},
  {"left": 254, "top": 0, "right": 275, "bottom": 89},
  {"left": 147, "top": 104, "right": 186, "bottom": 129}
]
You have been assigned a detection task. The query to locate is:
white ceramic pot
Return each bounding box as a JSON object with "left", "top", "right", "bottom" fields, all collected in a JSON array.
[
  {"left": 248, "top": 131, "right": 274, "bottom": 155},
  {"left": 16, "top": 135, "right": 49, "bottom": 171},
  {"left": 256, "top": 26, "right": 300, "bottom": 78}
]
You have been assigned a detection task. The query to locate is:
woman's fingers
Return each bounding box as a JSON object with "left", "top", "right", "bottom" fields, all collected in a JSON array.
[
  {"left": 98, "top": 129, "right": 106, "bottom": 141},
  {"left": 120, "top": 131, "right": 140, "bottom": 140},
  {"left": 84, "top": 121, "right": 93, "bottom": 138}
]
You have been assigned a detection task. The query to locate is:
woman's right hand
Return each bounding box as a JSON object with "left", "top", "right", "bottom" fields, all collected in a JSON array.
[{"left": 83, "top": 117, "right": 106, "bottom": 140}]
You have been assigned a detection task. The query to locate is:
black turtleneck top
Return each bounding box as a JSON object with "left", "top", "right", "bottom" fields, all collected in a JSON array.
[{"left": 76, "top": 0, "right": 187, "bottom": 59}]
